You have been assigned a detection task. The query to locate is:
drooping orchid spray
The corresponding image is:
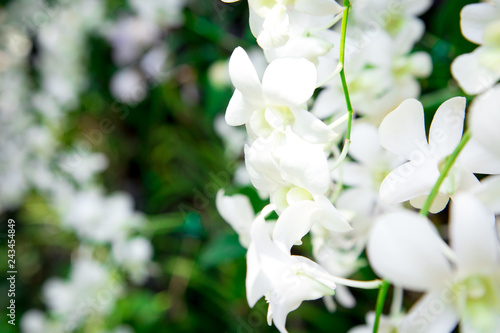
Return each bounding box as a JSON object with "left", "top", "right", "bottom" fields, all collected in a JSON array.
[{"left": 216, "top": 1, "right": 500, "bottom": 332}]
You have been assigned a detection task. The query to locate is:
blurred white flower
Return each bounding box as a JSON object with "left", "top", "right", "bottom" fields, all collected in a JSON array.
[
  {"left": 20, "top": 310, "right": 64, "bottom": 333},
  {"left": 378, "top": 97, "right": 500, "bottom": 213},
  {"left": 59, "top": 151, "right": 108, "bottom": 185},
  {"left": 367, "top": 194, "right": 500, "bottom": 333},
  {"left": 43, "top": 257, "right": 121, "bottom": 328},
  {"left": 140, "top": 45, "right": 170, "bottom": 82},
  {"left": 452, "top": 1, "right": 500, "bottom": 94},
  {"left": 112, "top": 237, "right": 153, "bottom": 284},
  {"left": 129, "top": 0, "right": 186, "bottom": 27},
  {"left": 104, "top": 16, "right": 160, "bottom": 65},
  {"left": 214, "top": 115, "right": 246, "bottom": 159},
  {"left": 313, "top": 33, "right": 432, "bottom": 124},
  {"left": 62, "top": 190, "right": 143, "bottom": 243},
  {"left": 110, "top": 67, "right": 147, "bottom": 104},
  {"left": 336, "top": 122, "right": 404, "bottom": 193},
  {"left": 349, "top": 0, "right": 432, "bottom": 43},
  {"left": 36, "top": 0, "right": 105, "bottom": 109}
]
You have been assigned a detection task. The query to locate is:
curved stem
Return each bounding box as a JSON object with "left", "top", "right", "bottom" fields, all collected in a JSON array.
[
  {"left": 373, "top": 279, "right": 390, "bottom": 333},
  {"left": 331, "top": 277, "right": 382, "bottom": 290},
  {"left": 390, "top": 285, "right": 403, "bottom": 317},
  {"left": 419, "top": 130, "right": 471, "bottom": 217},
  {"left": 331, "top": 0, "right": 354, "bottom": 169}
]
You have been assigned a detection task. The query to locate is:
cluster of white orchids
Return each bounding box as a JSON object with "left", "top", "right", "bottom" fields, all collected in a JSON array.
[{"left": 215, "top": 0, "right": 500, "bottom": 332}]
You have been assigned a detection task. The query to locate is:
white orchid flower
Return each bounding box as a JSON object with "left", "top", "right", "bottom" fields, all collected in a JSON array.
[
  {"left": 226, "top": 47, "right": 337, "bottom": 144},
  {"left": 451, "top": 0, "right": 500, "bottom": 95},
  {"left": 378, "top": 97, "right": 500, "bottom": 213},
  {"left": 245, "top": 129, "right": 330, "bottom": 195},
  {"left": 272, "top": 186, "right": 352, "bottom": 233},
  {"left": 349, "top": 0, "right": 432, "bottom": 43},
  {"left": 367, "top": 193, "right": 500, "bottom": 333},
  {"left": 246, "top": 205, "right": 338, "bottom": 333},
  {"left": 223, "top": 0, "right": 343, "bottom": 49},
  {"left": 244, "top": 129, "right": 351, "bottom": 232}
]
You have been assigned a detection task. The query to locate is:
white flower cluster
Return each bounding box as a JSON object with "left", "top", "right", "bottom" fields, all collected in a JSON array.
[
  {"left": 216, "top": 1, "right": 500, "bottom": 332},
  {"left": 0, "top": 1, "right": 163, "bottom": 331},
  {"left": 103, "top": 0, "right": 187, "bottom": 104}
]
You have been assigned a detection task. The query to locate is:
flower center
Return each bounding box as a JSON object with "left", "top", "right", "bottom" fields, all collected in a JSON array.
[
  {"left": 264, "top": 105, "right": 295, "bottom": 131},
  {"left": 454, "top": 274, "right": 500, "bottom": 332},
  {"left": 271, "top": 185, "right": 314, "bottom": 212},
  {"left": 483, "top": 21, "right": 500, "bottom": 48}
]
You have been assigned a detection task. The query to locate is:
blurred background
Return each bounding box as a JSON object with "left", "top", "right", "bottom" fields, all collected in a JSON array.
[{"left": 0, "top": 0, "right": 477, "bottom": 332}]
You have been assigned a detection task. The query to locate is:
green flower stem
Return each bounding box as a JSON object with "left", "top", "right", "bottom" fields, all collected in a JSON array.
[
  {"left": 373, "top": 279, "right": 391, "bottom": 333},
  {"left": 332, "top": 0, "right": 353, "bottom": 169},
  {"left": 419, "top": 129, "right": 472, "bottom": 217}
]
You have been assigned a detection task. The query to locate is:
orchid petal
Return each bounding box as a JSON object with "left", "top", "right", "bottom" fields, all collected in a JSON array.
[
  {"left": 229, "top": 47, "right": 263, "bottom": 100},
  {"left": 216, "top": 190, "right": 254, "bottom": 247},
  {"left": 312, "top": 87, "right": 345, "bottom": 119},
  {"left": 273, "top": 201, "right": 318, "bottom": 253},
  {"left": 350, "top": 122, "right": 382, "bottom": 165},
  {"left": 409, "top": 194, "right": 450, "bottom": 214},
  {"left": 450, "top": 194, "right": 498, "bottom": 276},
  {"left": 460, "top": 3, "right": 498, "bottom": 45},
  {"left": 379, "top": 98, "right": 428, "bottom": 160},
  {"left": 262, "top": 58, "right": 317, "bottom": 106},
  {"left": 278, "top": 129, "right": 330, "bottom": 195},
  {"left": 469, "top": 84, "right": 500, "bottom": 157},
  {"left": 451, "top": 48, "right": 500, "bottom": 95},
  {"left": 294, "top": 0, "right": 344, "bottom": 16},
  {"left": 246, "top": 205, "right": 285, "bottom": 307},
  {"left": 313, "top": 195, "right": 352, "bottom": 232},
  {"left": 340, "top": 162, "right": 372, "bottom": 188},
  {"left": 379, "top": 160, "right": 440, "bottom": 206},
  {"left": 246, "top": 243, "right": 272, "bottom": 307},
  {"left": 290, "top": 108, "right": 338, "bottom": 144},
  {"left": 245, "top": 137, "right": 284, "bottom": 193},
  {"left": 459, "top": 137, "right": 500, "bottom": 174},
  {"left": 475, "top": 175, "right": 500, "bottom": 214},
  {"left": 226, "top": 90, "right": 260, "bottom": 126},
  {"left": 256, "top": 5, "right": 290, "bottom": 49},
  {"left": 367, "top": 211, "right": 453, "bottom": 291},
  {"left": 408, "top": 52, "right": 433, "bottom": 78},
  {"left": 428, "top": 97, "right": 466, "bottom": 160},
  {"left": 402, "top": 0, "right": 433, "bottom": 16},
  {"left": 401, "top": 290, "right": 459, "bottom": 333}
]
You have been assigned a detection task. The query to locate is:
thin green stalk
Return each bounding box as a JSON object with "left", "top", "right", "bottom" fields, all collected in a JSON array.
[
  {"left": 373, "top": 279, "right": 390, "bottom": 333},
  {"left": 332, "top": 0, "right": 354, "bottom": 169},
  {"left": 419, "top": 130, "right": 472, "bottom": 217}
]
